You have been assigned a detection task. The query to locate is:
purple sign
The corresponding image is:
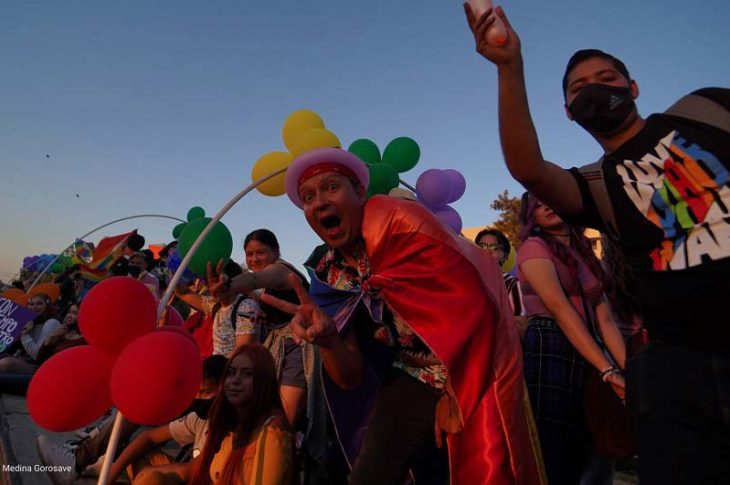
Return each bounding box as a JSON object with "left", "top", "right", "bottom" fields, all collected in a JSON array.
[{"left": 0, "top": 298, "right": 37, "bottom": 353}]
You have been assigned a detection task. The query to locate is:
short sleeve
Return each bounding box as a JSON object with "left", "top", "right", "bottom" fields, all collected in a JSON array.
[
  {"left": 168, "top": 412, "right": 198, "bottom": 446},
  {"left": 200, "top": 295, "right": 216, "bottom": 316},
  {"left": 234, "top": 298, "right": 262, "bottom": 336},
  {"left": 560, "top": 168, "right": 606, "bottom": 230},
  {"left": 517, "top": 238, "right": 553, "bottom": 265}
]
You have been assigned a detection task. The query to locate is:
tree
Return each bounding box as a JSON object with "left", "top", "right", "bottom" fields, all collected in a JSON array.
[{"left": 489, "top": 190, "right": 522, "bottom": 248}]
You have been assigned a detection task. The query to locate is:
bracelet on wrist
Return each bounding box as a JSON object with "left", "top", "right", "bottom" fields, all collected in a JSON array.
[{"left": 599, "top": 365, "right": 622, "bottom": 382}]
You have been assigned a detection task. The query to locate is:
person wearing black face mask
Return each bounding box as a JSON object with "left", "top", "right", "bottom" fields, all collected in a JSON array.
[
  {"left": 466, "top": 6, "right": 730, "bottom": 485},
  {"left": 104, "top": 354, "right": 227, "bottom": 483},
  {"left": 129, "top": 251, "right": 161, "bottom": 299}
]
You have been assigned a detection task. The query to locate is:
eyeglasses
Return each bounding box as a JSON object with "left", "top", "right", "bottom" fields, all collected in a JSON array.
[{"left": 478, "top": 242, "right": 503, "bottom": 252}]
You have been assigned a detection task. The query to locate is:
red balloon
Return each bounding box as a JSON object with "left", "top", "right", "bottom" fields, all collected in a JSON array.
[
  {"left": 111, "top": 330, "right": 202, "bottom": 425},
  {"left": 27, "top": 346, "right": 116, "bottom": 432},
  {"left": 78, "top": 277, "right": 157, "bottom": 354},
  {"left": 157, "top": 325, "right": 198, "bottom": 348}
]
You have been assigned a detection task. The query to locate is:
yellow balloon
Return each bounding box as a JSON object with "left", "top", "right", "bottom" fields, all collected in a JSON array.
[
  {"left": 290, "top": 128, "right": 341, "bottom": 157},
  {"left": 501, "top": 244, "right": 517, "bottom": 273},
  {"left": 282, "top": 110, "right": 325, "bottom": 152},
  {"left": 251, "top": 151, "right": 293, "bottom": 196}
]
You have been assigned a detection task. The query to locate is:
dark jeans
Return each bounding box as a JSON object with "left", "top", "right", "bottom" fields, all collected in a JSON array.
[
  {"left": 626, "top": 340, "right": 730, "bottom": 485},
  {"left": 347, "top": 369, "right": 449, "bottom": 485}
]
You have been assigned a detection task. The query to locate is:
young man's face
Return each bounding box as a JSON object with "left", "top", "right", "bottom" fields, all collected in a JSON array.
[
  {"left": 298, "top": 172, "right": 367, "bottom": 256},
  {"left": 564, "top": 56, "right": 635, "bottom": 107}
]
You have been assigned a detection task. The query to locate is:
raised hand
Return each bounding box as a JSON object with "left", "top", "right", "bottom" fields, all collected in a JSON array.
[
  {"left": 206, "top": 259, "right": 229, "bottom": 297},
  {"left": 464, "top": 4, "right": 521, "bottom": 67},
  {"left": 260, "top": 273, "right": 339, "bottom": 348}
]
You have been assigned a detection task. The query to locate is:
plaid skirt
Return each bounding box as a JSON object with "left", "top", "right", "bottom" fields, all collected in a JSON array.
[{"left": 523, "top": 316, "right": 590, "bottom": 485}]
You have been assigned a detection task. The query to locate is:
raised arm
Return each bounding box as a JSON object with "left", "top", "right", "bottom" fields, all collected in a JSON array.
[
  {"left": 464, "top": 4, "right": 583, "bottom": 216},
  {"left": 228, "top": 262, "right": 293, "bottom": 295}
]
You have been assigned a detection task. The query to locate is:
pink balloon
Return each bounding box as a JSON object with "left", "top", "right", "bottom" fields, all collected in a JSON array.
[
  {"left": 28, "top": 346, "right": 116, "bottom": 432},
  {"left": 111, "top": 330, "right": 202, "bottom": 425},
  {"left": 78, "top": 277, "right": 157, "bottom": 354},
  {"left": 164, "top": 307, "right": 184, "bottom": 327},
  {"left": 416, "top": 169, "right": 452, "bottom": 209},
  {"left": 444, "top": 169, "right": 466, "bottom": 203},
  {"left": 434, "top": 205, "right": 463, "bottom": 233}
]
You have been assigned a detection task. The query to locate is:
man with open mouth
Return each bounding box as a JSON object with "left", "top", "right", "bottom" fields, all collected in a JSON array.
[{"left": 260, "top": 147, "right": 545, "bottom": 484}]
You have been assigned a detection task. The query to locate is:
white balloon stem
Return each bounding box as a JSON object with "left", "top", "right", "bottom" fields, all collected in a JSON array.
[
  {"left": 97, "top": 410, "right": 124, "bottom": 485},
  {"left": 97, "top": 168, "right": 287, "bottom": 485},
  {"left": 27, "top": 214, "right": 185, "bottom": 292}
]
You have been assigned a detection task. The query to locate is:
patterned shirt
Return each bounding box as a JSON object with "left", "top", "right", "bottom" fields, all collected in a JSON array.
[
  {"left": 314, "top": 244, "right": 447, "bottom": 389},
  {"left": 201, "top": 295, "right": 262, "bottom": 357}
]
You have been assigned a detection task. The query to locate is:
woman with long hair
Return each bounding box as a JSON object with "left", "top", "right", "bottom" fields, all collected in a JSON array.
[
  {"left": 187, "top": 344, "right": 295, "bottom": 485},
  {"left": 0, "top": 293, "right": 61, "bottom": 374},
  {"left": 517, "top": 192, "right": 626, "bottom": 485}
]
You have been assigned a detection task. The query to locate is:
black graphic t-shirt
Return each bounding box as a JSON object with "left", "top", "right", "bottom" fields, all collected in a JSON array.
[{"left": 566, "top": 88, "right": 730, "bottom": 351}]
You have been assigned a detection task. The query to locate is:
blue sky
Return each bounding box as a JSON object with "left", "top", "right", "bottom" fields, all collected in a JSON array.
[{"left": 2, "top": 0, "right": 728, "bottom": 280}]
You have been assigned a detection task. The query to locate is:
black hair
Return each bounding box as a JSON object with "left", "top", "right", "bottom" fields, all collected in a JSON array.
[
  {"left": 140, "top": 249, "right": 156, "bottom": 269},
  {"left": 160, "top": 241, "right": 178, "bottom": 259},
  {"left": 562, "top": 49, "right": 631, "bottom": 96},
  {"left": 126, "top": 233, "right": 146, "bottom": 252},
  {"left": 11, "top": 281, "right": 25, "bottom": 290},
  {"left": 244, "top": 229, "right": 280, "bottom": 252},
  {"left": 202, "top": 354, "right": 228, "bottom": 383},
  {"left": 474, "top": 228, "right": 510, "bottom": 254},
  {"left": 223, "top": 259, "right": 243, "bottom": 279}
]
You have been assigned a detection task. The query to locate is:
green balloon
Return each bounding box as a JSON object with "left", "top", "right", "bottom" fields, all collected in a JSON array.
[
  {"left": 348, "top": 139, "right": 381, "bottom": 165},
  {"left": 177, "top": 218, "right": 233, "bottom": 275},
  {"left": 368, "top": 163, "right": 400, "bottom": 196},
  {"left": 381, "top": 137, "right": 420, "bottom": 173},
  {"left": 172, "top": 222, "right": 187, "bottom": 239},
  {"left": 51, "top": 262, "right": 63, "bottom": 273},
  {"left": 187, "top": 206, "right": 206, "bottom": 222}
]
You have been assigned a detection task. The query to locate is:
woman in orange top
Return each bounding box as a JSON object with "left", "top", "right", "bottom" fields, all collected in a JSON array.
[{"left": 188, "top": 344, "right": 295, "bottom": 485}]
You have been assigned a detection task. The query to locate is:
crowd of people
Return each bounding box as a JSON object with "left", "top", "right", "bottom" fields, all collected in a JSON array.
[{"left": 0, "top": 5, "right": 727, "bottom": 485}]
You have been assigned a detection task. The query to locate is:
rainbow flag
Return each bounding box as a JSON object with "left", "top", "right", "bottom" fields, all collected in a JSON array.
[
  {"left": 73, "top": 239, "right": 94, "bottom": 262},
  {"left": 80, "top": 230, "right": 136, "bottom": 282}
]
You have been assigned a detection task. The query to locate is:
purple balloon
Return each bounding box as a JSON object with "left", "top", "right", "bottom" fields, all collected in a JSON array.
[
  {"left": 416, "top": 169, "right": 452, "bottom": 209},
  {"left": 434, "top": 205, "right": 463, "bottom": 233},
  {"left": 444, "top": 169, "right": 466, "bottom": 203}
]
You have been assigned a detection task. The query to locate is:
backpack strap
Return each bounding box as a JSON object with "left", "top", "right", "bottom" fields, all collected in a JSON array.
[
  {"left": 665, "top": 94, "right": 730, "bottom": 133},
  {"left": 578, "top": 158, "right": 621, "bottom": 241},
  {"left": 230, "top": 295, "right": 245, "bottom": 330}
]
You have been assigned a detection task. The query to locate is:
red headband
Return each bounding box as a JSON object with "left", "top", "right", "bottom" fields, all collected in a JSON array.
[{"left": 298, "top": 162, "right": 360, "bottom": 187}]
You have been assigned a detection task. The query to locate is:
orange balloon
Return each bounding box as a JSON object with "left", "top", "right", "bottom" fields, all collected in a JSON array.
[{"left": 28, "top": 283, "right": 61, "bottom": 303}]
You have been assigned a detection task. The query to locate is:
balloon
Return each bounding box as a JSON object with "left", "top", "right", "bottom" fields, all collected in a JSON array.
[
  {"left": 166, "top": 250, "right": 199, "bottom": 279},
  {"left": 282, "top": 110, "right": 325, "bottom": 152},
  {"left": 172, "top": 222, "right": 187, "bottom": 239},
  {"left": 416, "top": 169, "right": 452, "bottom": 209},
  {"left": 382, "top": 137, "right": 420, "bottom": 173},
  {"left": 368, "top": 163, "right": 400, "bottom": 196},
  {"left": 177, "top": 218, "right": 233, "bottom": 275},
  {"left": 251, "top": 151, "right": 293, "bottom": 196},
  {"left": 434, "top": 205, "right": 463, "bottom": 233},
  {"left": 444, "top": 169, "right": 466, "bottom": 203},
  {"left": 289, "top": 128, "right": 340, "bottom": 157},
  {"left": 157, "top": 325, "right": 197, "bottom": 348},
  {"left": 111, "top": 330, "right": 202, "bottom": 425},
  {"left": 348, "top": 139, "right": 381, "bottom": 165},
  {"left": 78, "top": 277, "right": 157, "bottom": 354},
  {"left": 187, "top": 207, "right": 206, "bottom": 222},
  {"left": 50, "top": 263, "right": 63, "bottom": 273},
  {"left": 502, "top": 244, "right": 517, "bottom": 273},
  {"left": 28, "top": 283, "right": 61, "bottom": 303},
  {"left": 27, "top": 346, "right": 116, "bottom": 432},
  {"left": 22, "top": 257, "right": 32, "bottom": 267}
]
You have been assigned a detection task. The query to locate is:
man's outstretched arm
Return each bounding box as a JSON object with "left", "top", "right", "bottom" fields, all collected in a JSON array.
[{"left": 465, "top": 4, "right": 583, "bottom": 216}]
